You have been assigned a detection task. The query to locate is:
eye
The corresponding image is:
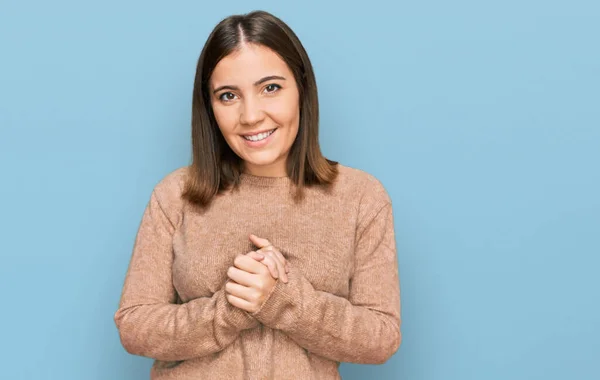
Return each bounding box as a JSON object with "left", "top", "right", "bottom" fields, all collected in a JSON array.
[
  {"left": 219, "top": 92, "right": 237, "bottom": 102},
  {"left": 264, "top": 84, "right": 281, "bottom": 94}
]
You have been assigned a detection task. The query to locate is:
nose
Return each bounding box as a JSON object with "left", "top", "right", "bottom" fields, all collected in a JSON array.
[{"left": 239, "top": 96, "right": 265, "bottom": 126}]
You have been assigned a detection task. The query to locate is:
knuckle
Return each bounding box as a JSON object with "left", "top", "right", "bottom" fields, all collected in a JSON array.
[
  {"left": 258, "top": 257, "right": 269, "bottom": 267},
  {"left": 262, "top": 265, "right": 272, "bottom": 275}
]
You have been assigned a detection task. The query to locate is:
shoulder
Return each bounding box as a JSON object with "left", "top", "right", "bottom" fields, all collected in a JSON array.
[
  {"left": 153, "top": 166, "right": 189, "bottom": 200},
  {"left": 335, "top": 163, "right": 392, "bottom": 207},
  {"left": 333, "top": 163, "right": 393, "bottom": 233},
  {"left": 150, "top": 166, "right": 190, "bottom": 224}
]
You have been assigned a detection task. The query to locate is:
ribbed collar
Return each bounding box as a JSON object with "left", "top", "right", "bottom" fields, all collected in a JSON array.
[{"left": 239, "top": 172, "right": 294, "bottom": 188}]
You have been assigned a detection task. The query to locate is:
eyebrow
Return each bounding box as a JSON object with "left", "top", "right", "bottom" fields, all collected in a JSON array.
[{"left": 212, "top": 75, "right": 286, "bottom": 94}]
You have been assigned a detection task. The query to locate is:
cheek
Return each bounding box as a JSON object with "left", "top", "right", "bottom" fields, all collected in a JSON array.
[
  {"left": 267, "top": 98, "right": 300, "bottom": 130},
  {"left": 212, "top": 104, "right": 238, "bottom": 135}
]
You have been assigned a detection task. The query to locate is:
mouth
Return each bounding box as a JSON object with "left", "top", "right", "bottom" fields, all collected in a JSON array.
[{"left": 241, "top": 128, "right": 277, "bottom": 142}]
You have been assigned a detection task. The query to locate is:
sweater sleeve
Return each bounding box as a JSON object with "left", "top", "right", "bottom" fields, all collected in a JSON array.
[
  {"left": 252, "top": 198, "right": 401, "bottom": 364},
  {"left": 114, "top": 177, "right": 258, "bottom": 362}
]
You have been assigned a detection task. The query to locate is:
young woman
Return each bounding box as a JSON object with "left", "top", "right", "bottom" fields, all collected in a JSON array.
[{"left": 114, "top": 10, "right": 401, "bottom": 380}]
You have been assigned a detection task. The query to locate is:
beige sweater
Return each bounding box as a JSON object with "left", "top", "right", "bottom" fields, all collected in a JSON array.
[{"left": 114, "top": 163, "right": 401, "bottom": 380}]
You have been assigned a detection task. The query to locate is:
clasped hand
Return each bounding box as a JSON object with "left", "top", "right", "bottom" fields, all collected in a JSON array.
[{"left": 225, "top": 234, "right": 289, "bottom": 314}]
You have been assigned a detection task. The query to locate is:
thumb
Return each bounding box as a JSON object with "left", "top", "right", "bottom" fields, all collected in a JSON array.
[{"left": 249, "top": 234, "right": 272, "bottom": 249}]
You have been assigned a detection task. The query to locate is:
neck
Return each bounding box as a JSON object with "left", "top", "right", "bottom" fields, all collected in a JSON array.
[{"left": 243, "top": 160, "right": 288, "bottom": 178}]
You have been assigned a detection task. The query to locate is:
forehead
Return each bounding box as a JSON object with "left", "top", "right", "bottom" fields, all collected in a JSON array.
[{"left": 210, "top": 44, "right": 291, "bottom": 86}]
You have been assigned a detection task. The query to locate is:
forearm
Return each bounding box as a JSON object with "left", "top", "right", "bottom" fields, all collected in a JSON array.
[
  {"left": 115, "top": 289, "right": 258, "bottom": 361},
  {"left": 252, "top": 269, "right": 401, "bottom": 364}
]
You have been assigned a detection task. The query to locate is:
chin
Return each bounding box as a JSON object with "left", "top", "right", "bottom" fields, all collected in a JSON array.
[
  {"left": 241, "top": 151, "right": 287, "bottom": 173},
  {"left": 244, "top": 157, "right": 280, "bottom": 167},
  {"left": 242, "top": 151, "right": 280, "bottom": 164}
]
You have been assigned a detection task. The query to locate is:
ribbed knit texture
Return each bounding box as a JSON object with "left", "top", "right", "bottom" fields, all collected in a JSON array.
[{"left": 114, "top": 163, "right": 401, "bottom": 380}]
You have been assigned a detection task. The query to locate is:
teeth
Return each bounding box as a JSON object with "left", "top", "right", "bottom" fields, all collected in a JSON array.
[{"left": 243, "top": 129, "right": 275, "bottom": 142}]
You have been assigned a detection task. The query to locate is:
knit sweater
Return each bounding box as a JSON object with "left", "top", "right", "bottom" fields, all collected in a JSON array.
[{"left": 114, "top": 163, "right": 401, "bottom": 380}]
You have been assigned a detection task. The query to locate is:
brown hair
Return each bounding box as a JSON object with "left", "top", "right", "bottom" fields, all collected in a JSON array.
[{"left": 182, "top": 10, "right": 338, "bottom": 208}]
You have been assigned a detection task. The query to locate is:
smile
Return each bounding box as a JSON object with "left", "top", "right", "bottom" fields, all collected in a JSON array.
[{"left": 242, "top": 129, "right": 276, "bottom": 142}]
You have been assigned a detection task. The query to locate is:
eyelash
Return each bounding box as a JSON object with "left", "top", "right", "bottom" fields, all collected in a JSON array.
[{"left": 218, "top": 83, "right": 282, "bottom": 102}]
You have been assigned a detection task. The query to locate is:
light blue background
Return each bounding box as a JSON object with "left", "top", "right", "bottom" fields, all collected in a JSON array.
[{"left": 1, "top": 0, "right": 598, "bottom": 379}]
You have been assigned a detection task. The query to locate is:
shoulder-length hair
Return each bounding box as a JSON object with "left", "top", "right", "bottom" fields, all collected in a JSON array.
[{"left": 182, "top": 10, "right": 338, "bottom": 208}]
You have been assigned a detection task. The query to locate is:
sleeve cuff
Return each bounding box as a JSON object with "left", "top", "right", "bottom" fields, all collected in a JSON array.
[
  {"left": 251, "top": 267, "right": 303, "bottom": 332},
  {"left": 222, "top": 290, "right": 260, "bottom": 330}
]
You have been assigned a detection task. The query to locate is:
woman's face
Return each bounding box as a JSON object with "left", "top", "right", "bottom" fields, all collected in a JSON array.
[{"left": 209, "top": 43, "right": 300, "bottom": 177}]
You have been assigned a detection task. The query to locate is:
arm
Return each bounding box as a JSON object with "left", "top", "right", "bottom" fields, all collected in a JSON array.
[
  {"left": 114, "top": 186, "right": 258, "bottom": 362},
  {"left": 252, "top": 202, "right": 401, "bottom": 364}
]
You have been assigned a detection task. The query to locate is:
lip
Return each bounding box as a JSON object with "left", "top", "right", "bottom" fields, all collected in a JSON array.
[
  {"left": 241, "top": 128, "right": 277, "bottom": 148},
  {"left": 240, "top": 128, "right": 277, "bottom": 137}
]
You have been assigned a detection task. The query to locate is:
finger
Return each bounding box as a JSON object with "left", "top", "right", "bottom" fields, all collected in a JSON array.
[
  {"left": 233, "top": 254, "right": 266, "bottom": 274},
  {"left": 250, "top": 250, "right": 285, "bottom": 280},
  {"left": 255, "top": 248, "right": 280, "bottom": 277},
  {"left": 258, "top": 246, "right": 286, "bottom": 264},
  {"left": 263, "top": 250, "right": 288, "bottom": 283},
  {"left": 225, "top": 280, "right": 255, "bottom": 302},
  {"left": 227, "top": 266, "right": 256, "bottom": 287},
  {"left": 249, "top": 234, "right": 272, "bottom": 249},
  {"left": 226, "top": 293, "right": 255, "bottom": 313},
  {"left": 257, "top": 246, "right": 289, "bottom": 274},
  {"left": 246, "top": 251, "right": 265, "bottom": 262},
  {"left": 267, "top": 251, "right": 287, "bottom": 283},
  {"left": 271, "top": 249, "right": 289, "bottom": 275},
  {"left": 257, "top": 255, "right": 279, "bottom": 279}
]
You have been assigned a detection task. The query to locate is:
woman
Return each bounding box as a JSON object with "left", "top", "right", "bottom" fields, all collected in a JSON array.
[{"left": 114, "top": 10, "right": 401, "bottom": 380}]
